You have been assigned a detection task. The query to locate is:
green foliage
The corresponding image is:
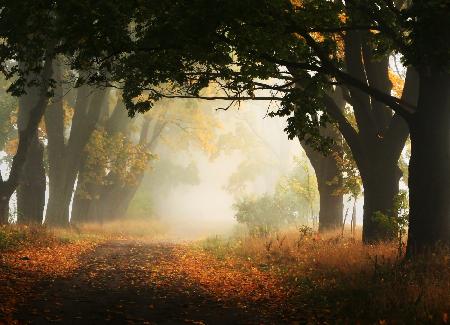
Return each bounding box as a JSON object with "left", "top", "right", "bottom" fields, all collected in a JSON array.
[
  {"left": 2, "top": 0, "right": 447, "bottom": 154},
  {"left": 372, "top": 190, "right": 409, "bottom": 255},
  {"left": 234, "top": 194, "right": 292, "bottom": 237},
  {"left": 233, "top": 155, "right": 319, "bottom": 236},
  {"left": 78, "top": 128, "right": 154, "bottom": 200},
  {"left": 330, "top": 122, "right": 362, "bottom": 199},
  {"left": 393, "top": 190, "right": 410, "bottom": 255}
]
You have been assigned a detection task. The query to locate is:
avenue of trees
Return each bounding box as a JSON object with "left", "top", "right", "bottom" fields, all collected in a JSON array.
[{"left": 0, "top": 0, "right": 448, "bottom": 256}]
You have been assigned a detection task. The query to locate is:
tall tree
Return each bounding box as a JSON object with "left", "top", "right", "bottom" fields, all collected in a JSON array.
[
  {"left": 16, "top": 69, "right": 46, "bottom": 224},
  {"left": 44, "top": 64, "right": 110, "bottom": 226},
  {"left": 0, "top": 59, "right": 53, "bottom": 224},
  {"left": 70, "top": 99, "right": 149, "bottom": 223}
]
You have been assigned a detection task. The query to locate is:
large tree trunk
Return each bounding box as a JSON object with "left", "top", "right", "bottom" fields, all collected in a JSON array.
[
  {"left": 302, "top": 141, "right": 344, "bottom": 232},
  {"left": 406, "top": 70, "right": 450, "bottom": 256},
  {"left": 16, "top": 85, "right": 46, "bottom": 224},
  {"left": 16, "top": 136, "right": 46, "bottom": 224},
  {"left": 316, "top": 160, "right": 344, "bottom": 232},
  {"left": 0, "top": 59, "right": 53, "bottom": 224},
  {"left": 360, "top": 155, "right": 402, "bottom": 243},
  {"left": 333, "top": 33, "right": 415, "bottom": 244}
]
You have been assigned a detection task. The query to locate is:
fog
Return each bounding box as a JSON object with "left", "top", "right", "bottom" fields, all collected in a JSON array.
[{"left": 130, "top": 99, "right": 364, "bottom": 240}]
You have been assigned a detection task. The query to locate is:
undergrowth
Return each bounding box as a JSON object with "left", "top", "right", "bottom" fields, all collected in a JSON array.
[
  {"left": 199, "top": 228, "right": 450, "bottom": 324},
  {"left": 0, "top": 225, "right": 55, "bottom": 250}
]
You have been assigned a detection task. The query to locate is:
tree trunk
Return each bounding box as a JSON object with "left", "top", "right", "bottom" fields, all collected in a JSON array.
[
  {"left": 96, "top": 174, "right": 145, "bottom": 222},
  {"left": 300, "top": 126, "right": 344, "bottom": 233},
  {"left": 70, "top": 165, "right": 97, "bottom": 223},
  {"left": 0, "top": 181, "right": 10, "bottom": 224},
  {"left": 306, "top": 149, "right": 343, "bottom": 232},
  {"left": 16, "top": 135, "right": 46, "bottom": 224},
  {"left": 44, "top": 76, "right": 109, "bottom": 226},
  {"left": 44, "top": 181, "right": 73, "bottom": 226},
  {"left": 316, "top": 165, "right": 344, "bottom": 232},
  {"left": 360, "top": 155, "right": 402, "bottom": 243},
  {"left": 16, "top": 84, "right": 46, "bottom": 224},
  {"left": 0, "top": 58, "right": 53, "bottom": 224},
  {"left": 406, "top": 70, "right": 450, "bottom": 256},
  {"left": 71, "top": 99, "right": 131, "bottom": 224}
]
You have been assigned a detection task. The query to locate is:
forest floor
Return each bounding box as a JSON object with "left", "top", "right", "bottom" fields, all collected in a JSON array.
[
  {"left": 11, "top": 240, "right": 279, "bottom": 324},
  {"left": 1, "top": 224, "right": 449, "bottom": 324}
]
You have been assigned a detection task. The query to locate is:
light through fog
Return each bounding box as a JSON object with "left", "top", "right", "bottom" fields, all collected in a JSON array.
[{"left": 133, "top": 98, "right": 364, "bottom": 240}]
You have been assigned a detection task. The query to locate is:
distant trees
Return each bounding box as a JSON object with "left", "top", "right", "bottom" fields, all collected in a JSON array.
[{"left": 79, "top": 99, "right": 221, "bottom": 223}]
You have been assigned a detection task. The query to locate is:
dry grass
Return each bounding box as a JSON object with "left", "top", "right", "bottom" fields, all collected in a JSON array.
[
  {"left": 73, "top": 218, "right": 169, "bottom": 240},
  {"left": 200, "top": 227, "right": 450, "bottom": 324}
]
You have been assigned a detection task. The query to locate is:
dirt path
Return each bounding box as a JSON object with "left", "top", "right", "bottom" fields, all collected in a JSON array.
[{"left": 13, "top": 241, "right": 281, "bottom": 324}]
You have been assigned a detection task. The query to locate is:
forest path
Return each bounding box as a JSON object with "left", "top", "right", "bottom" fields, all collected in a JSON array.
[{"left": 14, "top": 240, "right": 277, "bottom": 325}]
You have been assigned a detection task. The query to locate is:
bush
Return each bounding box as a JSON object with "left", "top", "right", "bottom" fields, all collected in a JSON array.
[{"left": 233, "top": 193, "right": 307, "bottom": 237}]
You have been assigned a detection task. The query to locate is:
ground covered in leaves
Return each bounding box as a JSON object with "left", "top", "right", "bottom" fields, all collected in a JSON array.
[{"left": 0, "top": 225, "right": 449, "bottom": 324}]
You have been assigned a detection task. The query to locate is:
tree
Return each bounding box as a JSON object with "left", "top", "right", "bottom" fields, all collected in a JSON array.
[
  {"left": 0, "top": 59, "right": 52, "bottom": 224},
  {"left": 44, "top": 63, "right": 110, "bottom": 226},
  {"left": 16, "top": 86, "right": 46, "bottom": 224},
  {"left": 301, "top": 131, "right": 343, "bottom": 233},
  {"left": 297, "top": 88, "right": 346, "bottom": 233},
  {"left": 70, "top": 99, "right": 152, "bottom": 223},
  {"left": 72, "top": 97, "right": 221, "bottom": 223}
]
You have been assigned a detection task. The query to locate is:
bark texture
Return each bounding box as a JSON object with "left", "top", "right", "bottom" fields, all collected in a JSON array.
[
  {"left": 16, "top": 136, "right": 46, "bottom": 224},
  {"left": 406, "top": 70, "right": 450, "bottom": 256}
]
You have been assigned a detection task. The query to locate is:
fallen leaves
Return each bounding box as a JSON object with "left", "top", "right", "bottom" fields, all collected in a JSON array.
[
  {"left": 0, "top": 228, "right": 100, "bottom": 322},
  {"left": 2, "top": 241, "right": 97, "bottom": 276},
  {"left": 149, "top": 245, "right": 288, "bottom": 310}
]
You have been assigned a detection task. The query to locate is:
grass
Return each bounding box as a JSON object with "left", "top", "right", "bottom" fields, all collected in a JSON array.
[
  {"left": 0, "top": 224, "right": 56, "bottom": 250},
  {"left": 0, "top": 218, "right": 169, "bottom": 252},
  {"left": 198, "top": 227, "right": 450, "bottom": 324},
  {"left": 74, "top": 218, "right": 169, "bottom": 239}
]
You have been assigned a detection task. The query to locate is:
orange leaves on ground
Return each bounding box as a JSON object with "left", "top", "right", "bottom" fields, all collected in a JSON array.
[
  {"left": 0, "top": 226, "right": 100, "bottom": 322},
  {"left": 1, "top": 241, "right": 96, "bottom": 276},
  {"left": 152, "top": 245, "right": 288, "bottom": 308}
]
